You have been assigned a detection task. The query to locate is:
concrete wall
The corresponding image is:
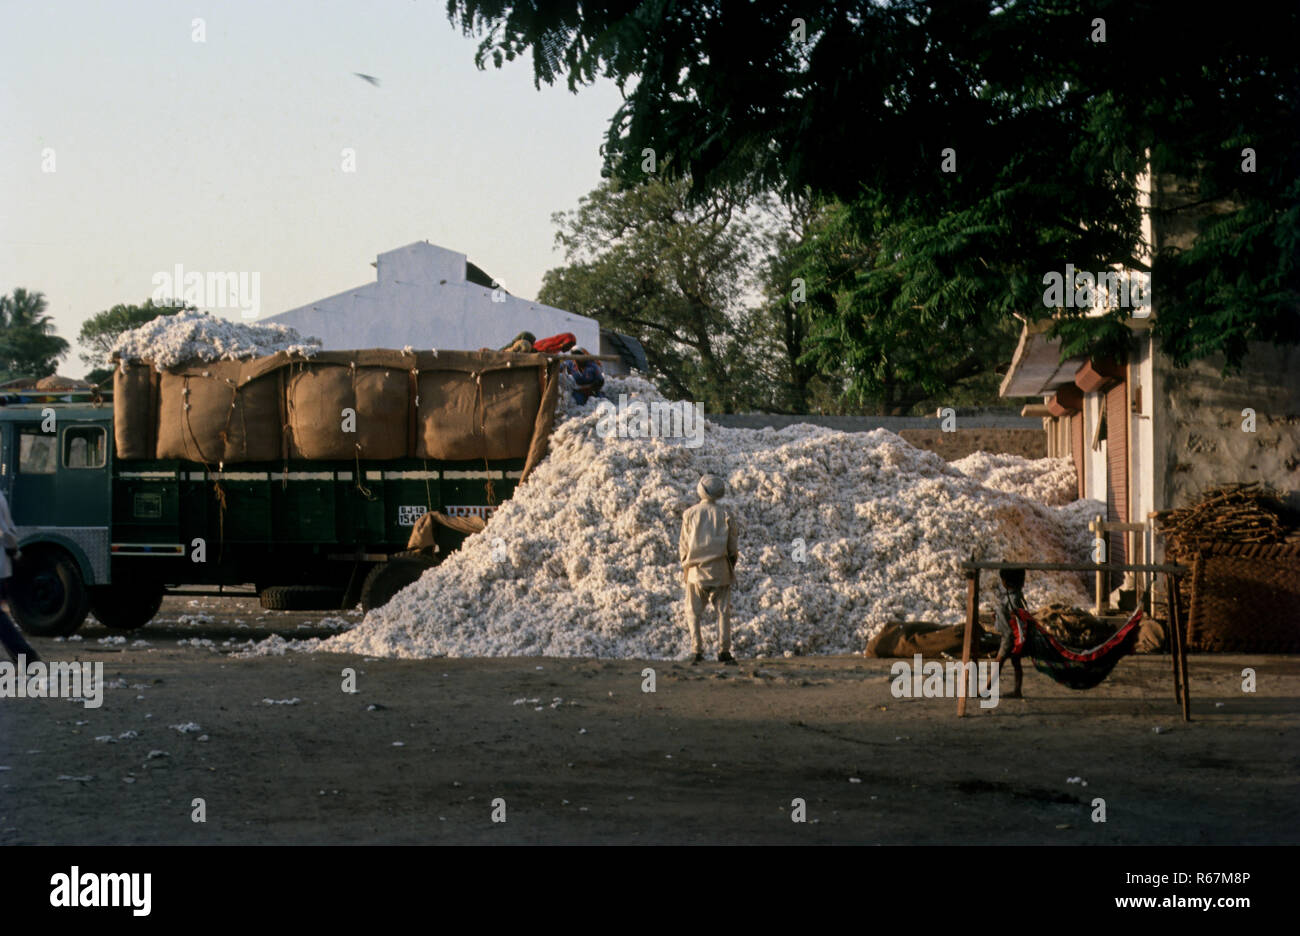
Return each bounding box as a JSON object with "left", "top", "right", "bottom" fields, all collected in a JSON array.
[
  {"left": 1147, "top": 175, "right": 1300, "bottom": 509},
  {"left": 267, "top": 242, "right": 601, "bottom": 353},
  {"left": 1154, "top": 342, "right": 1300, "bottom": 510},
  {"left": 707, "top": 411, "right": 1038, "bottom": 432},
  {"left": 897, "top": 428, "right": 1046, "bottom": 461},
  {"left": 707, "top": 413, "right": 1047, "bottom": 461}
]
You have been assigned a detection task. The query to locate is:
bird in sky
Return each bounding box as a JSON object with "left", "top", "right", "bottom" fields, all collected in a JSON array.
[{"left": 353, "top": 73, "right": 381, "bottom": 87}]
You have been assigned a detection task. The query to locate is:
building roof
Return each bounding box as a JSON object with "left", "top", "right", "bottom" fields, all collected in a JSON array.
[{"left": 999, "top": 319, "right": 1088, "bottom": 398}]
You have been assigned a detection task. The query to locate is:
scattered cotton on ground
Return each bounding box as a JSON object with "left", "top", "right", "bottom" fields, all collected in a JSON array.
[
  {"left": 313, "top": 375, "right": 1099, "bottom": 661},
  {"left": 112, "top": 310, "right": 321, "bottom": 369}
]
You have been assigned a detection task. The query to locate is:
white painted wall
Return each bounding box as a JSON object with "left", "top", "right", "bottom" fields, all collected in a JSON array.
[
  {"left": 1083, "top": 392, "right": 1107, "bottom": 503},
  {"left": 1133, "top": 334, "right": 1156, "bottom": 563},
  {"left": 266, "top": 241, "right": 601, "bottom": 352}
]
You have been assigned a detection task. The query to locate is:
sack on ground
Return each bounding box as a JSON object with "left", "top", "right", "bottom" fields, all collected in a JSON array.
[{"left": 866, "top": 621, "right": 968, "bottom": 658}]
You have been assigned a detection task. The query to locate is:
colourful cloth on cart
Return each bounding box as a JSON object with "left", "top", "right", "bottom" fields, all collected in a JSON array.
[{"left": 1004, "top": 605, "right": 1143, "bottom": 690}]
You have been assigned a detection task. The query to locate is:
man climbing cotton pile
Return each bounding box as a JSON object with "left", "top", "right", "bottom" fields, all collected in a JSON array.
[
  {"left": 679, "top": 474, "right": 740, "bottom": 665},
  {"left": 562, "top": 349, "right": 604, "bottom": 405}
]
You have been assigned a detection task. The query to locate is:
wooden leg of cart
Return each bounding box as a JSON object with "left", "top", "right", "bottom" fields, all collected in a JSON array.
[
  {"left": 958, "top": 568, "right": 979, "bottom": 717},
  {"left": 1171, "top": 574, "right": 1191, "bottom": 722},
  {"left": 1165, "top": 573, "right": 1183, "bottom": 706}
]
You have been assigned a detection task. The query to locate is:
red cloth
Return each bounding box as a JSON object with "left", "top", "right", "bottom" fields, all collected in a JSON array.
[{"left": 533, "top": 332, "right": 577, "bottom": 353}]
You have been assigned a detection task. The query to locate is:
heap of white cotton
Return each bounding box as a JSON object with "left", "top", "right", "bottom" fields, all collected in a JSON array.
[
  {"left": 320, "top": 376, "right": 1100, "bottom": 661},
  {"left": 950, "top": 451, "right": 1077, "bottom": 506},
  {"left": 112, "top": 310, "right": 321, "bottom": 369}
]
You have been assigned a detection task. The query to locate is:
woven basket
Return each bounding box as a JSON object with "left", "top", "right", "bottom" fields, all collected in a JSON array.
[{"left": 1186, "top": 542, "right": 1300, "bottom": 652}]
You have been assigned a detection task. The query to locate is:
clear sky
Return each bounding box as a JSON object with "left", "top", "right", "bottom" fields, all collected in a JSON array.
[{"left": 0, "top": 0, "right": 624, "bottom": 375}]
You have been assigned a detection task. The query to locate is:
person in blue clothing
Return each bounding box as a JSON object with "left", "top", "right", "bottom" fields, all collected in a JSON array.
[{"left": 563, "top": 348, "right": 605, "bottom": 405}]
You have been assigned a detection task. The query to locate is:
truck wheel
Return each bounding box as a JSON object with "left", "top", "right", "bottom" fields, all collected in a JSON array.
[
  {"left": 89, "top": 585, "right": 165, "bottom": 631},
  {"left": 259, "top": 586, "right": 347, "bottom": 611},
  {"left": 360, "top": 558, "right": 435, "bottom": 612},
  {"left": 9, "top": 548, "right": 90, "bottom": 637}
]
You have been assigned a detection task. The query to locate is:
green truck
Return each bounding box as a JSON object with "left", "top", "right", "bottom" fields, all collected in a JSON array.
[{"left": 1, "top": 349, "right": 558, "bottom": 637}]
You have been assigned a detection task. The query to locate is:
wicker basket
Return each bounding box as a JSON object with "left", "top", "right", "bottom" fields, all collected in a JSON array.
[{"left": 1186, "top": 542, "right": 1300, "bottom": 652}]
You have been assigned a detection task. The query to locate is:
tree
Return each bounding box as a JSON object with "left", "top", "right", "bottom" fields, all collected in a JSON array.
[
  {"left": 784, "top": 199, "right": 1020, "bottom": 415},
  {"left": 538, "top": 175, "right": 780, "bottom": 413},
  {"left": 78, "top": 298, "right": 191, "bottom": 383},
  {"left": 449, "top": 1, "right": 1300, "bottom": 373},
  {"left": 0, "top": 288, "right": 69, "bottom": 380},
  {"left": 752, "top": 191, "right": 823, "bottom": 412}
]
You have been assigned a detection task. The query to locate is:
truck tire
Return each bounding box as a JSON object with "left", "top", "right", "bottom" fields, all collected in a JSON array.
[
  {"left": 259, "top": 586, "right": 347, "bottom": 611},
  {"left": 89, "top": 585, "right": 165, "bottom": 631},
  {"left": 360, "top": 557, "right": 435, "bottom": 612},
  {"left": 9, "top": 548, "right": 90, "bottom": 637}
]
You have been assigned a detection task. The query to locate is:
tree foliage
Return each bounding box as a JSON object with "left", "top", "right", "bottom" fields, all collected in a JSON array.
[
  {"left": 539, "top": 175, "right": 1015, "bottom": 414},
  {"left": 0, "top": 288, "right": 69, "bottom": 380},
  {"left": 449, "top": 0, "right": 1300, "bottom": 375},
  {"left": 538, "top": 175, "right": 787, "bottom": 413},
  {"left": 786, "top": 200, "right": 1020, "bottom": 414},
  {"left": 78, "top": 298, "right": 191, "bottom": 373}
]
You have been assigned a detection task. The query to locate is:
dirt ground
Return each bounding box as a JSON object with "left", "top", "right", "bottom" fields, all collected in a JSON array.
[{"left": 2, "top": 596, "right": 1297, "bottom": 845}]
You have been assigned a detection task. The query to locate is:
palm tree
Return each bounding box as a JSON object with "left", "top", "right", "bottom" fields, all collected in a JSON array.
[
  {"left": 0, "top": 288, "right": 70, "bottom": 379},
  {"left": 1, "top": 288, "right": 56, "bottom": 331}
]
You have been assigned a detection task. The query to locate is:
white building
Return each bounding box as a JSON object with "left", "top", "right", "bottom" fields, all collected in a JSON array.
[{"left": 267, "top": 241, "right": 602, "bottom": 355}]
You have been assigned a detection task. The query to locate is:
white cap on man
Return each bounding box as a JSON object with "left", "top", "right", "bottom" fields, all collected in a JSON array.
[{"left": 697, "top": 474, "right": 726, "bottom": 501}]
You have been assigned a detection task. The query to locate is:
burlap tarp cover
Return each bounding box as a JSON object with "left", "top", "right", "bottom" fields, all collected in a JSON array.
[
  {"left": 405, "top": 509, "right": 487, "bottom": 550},
  {"left": 156, "top": 360, "right": 282, "bottom": 463},
  {"left": 866, "top": 622, "right": 972, "bottom": 658},
  {"left": 416, "top": 363, "right": 538, "bottom": 460},
  {"left": 113, "top": 362, "right": 160, "bottom": 460},
  {"left": 283, "top": 352, "right": 410, "bottom": 460},
  {"left": 115, "top": 349, "right": 559, "bottom": 479}
]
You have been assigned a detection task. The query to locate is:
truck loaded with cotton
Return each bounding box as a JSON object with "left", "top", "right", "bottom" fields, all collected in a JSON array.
[{"left": 2, "top": 312, "right": 562, "bottom": 636}]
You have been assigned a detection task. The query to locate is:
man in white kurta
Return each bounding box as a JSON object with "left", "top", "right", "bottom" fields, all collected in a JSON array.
[{"left": 679, "top": 474, "right": 739, "bottom": 665}]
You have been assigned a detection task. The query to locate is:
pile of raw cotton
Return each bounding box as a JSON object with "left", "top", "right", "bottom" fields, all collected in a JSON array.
[
  {"left": 112, "top": 310, "right": 320, "bottom": 369},
  {"left": 949, "top": 451, "right": 1077, "bottom": 506},
  {"left": 319, "top": 376, "right": 1100, "bottom": 660}
]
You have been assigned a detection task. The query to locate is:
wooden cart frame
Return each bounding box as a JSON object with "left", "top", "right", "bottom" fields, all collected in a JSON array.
[{"left": 956, "top": 560, "right": 1191, "bottom": 720}]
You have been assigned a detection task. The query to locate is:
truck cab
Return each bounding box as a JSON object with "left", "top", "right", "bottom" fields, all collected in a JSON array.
[{"left": 1, "top": 402, "right": 113, "bottom": 636}]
